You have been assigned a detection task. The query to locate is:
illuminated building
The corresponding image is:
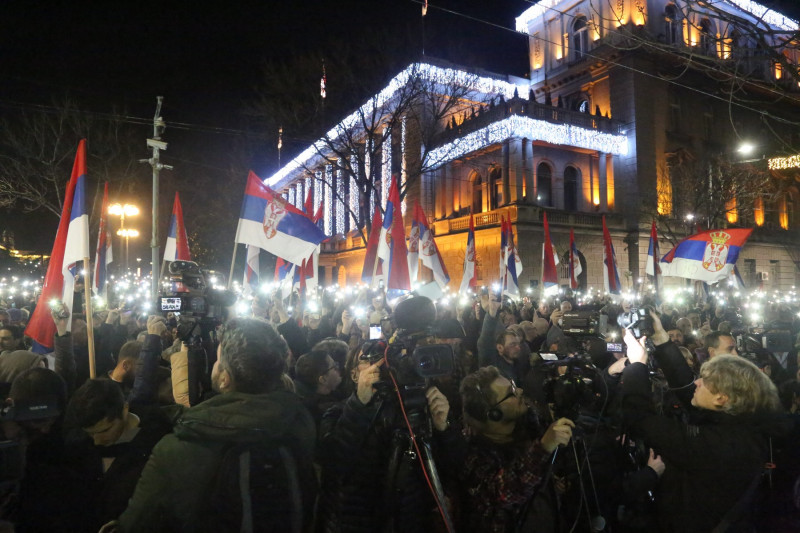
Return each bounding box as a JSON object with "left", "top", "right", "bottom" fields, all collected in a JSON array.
[{"left": 268, "top": 0, "right": 800, "bottom": 292}]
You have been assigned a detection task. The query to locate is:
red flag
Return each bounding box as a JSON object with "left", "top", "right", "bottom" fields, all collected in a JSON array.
[
  {"left": 26, "top": 140, "right": 87, "bottom": 351},
  {"left": 376, "top": 175, "right": 409, "bottom": 290},
  {"left": 542, "top": 212, "right": 558, "bottom": 288},
  {"left": 361, "top": 205, "right": 384, "bottom": 284},
  {"left": 174, "top": 193, "right": 191, "bottom": 261},
  {"left": 304, "top": 187, "right": 314, "bottom": 218},
  {"left": 313, "top": 200, "right": 324, "bottom": 224},
  {"left": 602, "top": 215, "right": 621, "bottom": 294}
]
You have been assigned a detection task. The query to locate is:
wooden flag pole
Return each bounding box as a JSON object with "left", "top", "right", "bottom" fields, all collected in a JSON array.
[
  {"left": 83, "top": 257, "right": 97, "bottom": 379},
  {"left": 227, "top": 242, "right": 238, "bottom": 290}
]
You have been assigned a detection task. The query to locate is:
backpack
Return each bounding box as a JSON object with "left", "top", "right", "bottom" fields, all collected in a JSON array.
[{"left": 199, "top": 440, "right": 313, "bottom": 533}]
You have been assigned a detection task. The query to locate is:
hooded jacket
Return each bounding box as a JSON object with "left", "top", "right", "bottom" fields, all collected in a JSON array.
[{"left": 118, "top": 389, "right": 316, "bottom": 533}]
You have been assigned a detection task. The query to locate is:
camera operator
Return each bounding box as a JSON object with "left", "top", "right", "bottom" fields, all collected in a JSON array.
[
  {"left": 621, "top": 313, "right": 789, "bottom": 532},
  {"left": 457, "top": 365, "right": 573, "bottom": 532},
  {"left": 316, "top": 299, "right": 462, "bottom": 532}
]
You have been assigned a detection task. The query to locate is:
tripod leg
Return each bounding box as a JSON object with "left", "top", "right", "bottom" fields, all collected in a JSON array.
[{"left": 419, "top": 439, "right": 456, "bottom": 533}]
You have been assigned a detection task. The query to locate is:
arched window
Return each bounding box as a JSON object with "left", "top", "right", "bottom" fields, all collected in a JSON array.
[
  {"left": 564, "top": 166, "right": 579, "bottom": 211},
  {"left": 470, "top": 171, "right": 483, "bottom": 213},
  {"left": 536, "top": 163, "right": 552, "bottom": 207},
  {"left": 699, "top": 18, "right": 713, "bottom": 54},
  {"left": 572, "top": 16, "right": 589, "bottom": 60},
  {"left": 489, "top": 167, "right": 503, "bottom": 209},
  {"left": 664, "top": 4, "right": 679, "bottom": 45}
]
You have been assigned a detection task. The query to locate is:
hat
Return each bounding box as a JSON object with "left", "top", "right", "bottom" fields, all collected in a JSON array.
[{"left": 432, "top": 318, "right": 465, "bottom": 339}]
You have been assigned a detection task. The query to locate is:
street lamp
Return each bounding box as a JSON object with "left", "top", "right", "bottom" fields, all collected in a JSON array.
[{"left": 109, "top": 203, "right": 140, "bottom": 273}]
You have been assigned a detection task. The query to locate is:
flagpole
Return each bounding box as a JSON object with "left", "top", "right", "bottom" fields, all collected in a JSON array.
[
  {"left": 83, "top": 257, "right": 97, "bottom": 378},
  {"left": 227, "top": 242, "right": 238, "bottom": 290}
]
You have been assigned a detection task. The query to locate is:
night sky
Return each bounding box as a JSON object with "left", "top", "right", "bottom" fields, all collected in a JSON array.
[
  {"left": 2, "top": 0, "right": 798, "bottom": 259},
  {"left": 1, "top": 0, "right": 530, "bottom": 256}
]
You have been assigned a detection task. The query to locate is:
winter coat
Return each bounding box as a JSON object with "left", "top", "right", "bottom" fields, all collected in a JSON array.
[
  {"left": 622, "top": 343, "right": 790, "bottom": 533},
  {"left": 117, "top": 389, "right": 316, "bottom": 533}
]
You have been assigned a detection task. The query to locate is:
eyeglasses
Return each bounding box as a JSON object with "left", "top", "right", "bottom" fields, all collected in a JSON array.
[{"left": 491, "top": 380, "right": 518, "bottom": 408}]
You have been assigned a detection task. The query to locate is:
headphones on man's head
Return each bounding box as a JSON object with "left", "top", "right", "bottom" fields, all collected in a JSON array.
[{"left": 475, "top": 384, "right": 504, "bottom": 422}]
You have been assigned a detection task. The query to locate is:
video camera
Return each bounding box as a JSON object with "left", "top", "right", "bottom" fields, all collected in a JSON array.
[
  {"left": 561, "top": 311, "right": 602, "bottom": 337},
  {"left": 159, "top": 261, "right": 236, "bottom": 342},
  {"left": 617, "top": 307, "right": 654, "bottom": 339},
  {"left": 539, "top": 353, "right": 600, "bottom": 421}
]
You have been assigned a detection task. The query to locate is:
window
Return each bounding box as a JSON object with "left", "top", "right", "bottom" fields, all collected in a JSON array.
[
  {"left": 470, "top": 171, "right": 483, "bottom": 214},
  {"left": 489, "top": 167, "right": 503, "bottom": 209},
  {"left": 699, "top": 18, "right": 713, "bottom": 54},
  {"left": 572, "top": 16, "right": 589, "bottom": 60},
  {"left": 536, "top": 163, "right": 552, "bottom": 207},
  {"left": 664, "top": 4, "right": 680, "bottom": 45},
  {"left": 564, "top": 166, "right": 579, "bottom": 211}
]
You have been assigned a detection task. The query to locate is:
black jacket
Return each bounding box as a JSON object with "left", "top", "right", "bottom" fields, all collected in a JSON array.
[{"left": 622, "top": 342, "right": 790, "bottom": 532}]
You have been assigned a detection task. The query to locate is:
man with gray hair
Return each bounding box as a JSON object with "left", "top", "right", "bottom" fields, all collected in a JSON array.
[{"left": 110, "top": 318, "right": 316, "bottom": 533}]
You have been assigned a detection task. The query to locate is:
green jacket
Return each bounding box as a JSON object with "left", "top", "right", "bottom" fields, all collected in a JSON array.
[{"left": 118, "top": 389, "right": 316, "bottom": 532}]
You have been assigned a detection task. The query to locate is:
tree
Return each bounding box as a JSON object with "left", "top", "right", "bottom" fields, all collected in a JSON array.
[
  {"left": 650, "top": 149, "right": 775, "bottom": 244},
  {"left": 0, "top": 98, "right": 145, "bottom": 222},
  {"left": 292, "top": 63, "right": 485, "bottom": 243}
]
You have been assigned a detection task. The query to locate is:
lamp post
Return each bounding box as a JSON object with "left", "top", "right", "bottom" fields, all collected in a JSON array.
[{"left": 109, "top": 203, "right": 140, "bottom": 273}]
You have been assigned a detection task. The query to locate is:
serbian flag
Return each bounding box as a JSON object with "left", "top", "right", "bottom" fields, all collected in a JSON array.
[
  {"left": 568, "top": 228, "right": 582, "bottom": 290},
  {"left": 415, "top": 202, "right": 450, "bottom": 290},
  {"left": 93, "top": 182, "right": 113, "bottom": 301},
  {"left": 361, "top": 205, "right": 384, "bottom": 286},
  {"left": 542, "top": 212, "right": 559, "bottom": 289},
  {"left": 26, "top": 140, "right": 90, "bottom": 351},
  {"left": 235, "top": 171, "right": 326, "bottom": 265},
  {"left": 660, "top": 228, "right": 752, "bottom": 283},
  {"left": 730, "top": 264, "right": 746, "bottom": 289},
  {"left": 408, "top": 211, "right": 420, "bottom": 283},
  {"left": 602, "top": 215, "right": 621, "bottom": 295},
  {"left": 375, "top": 175, "right": 410, "bottom": 290},
  {"left": 504, "top": 218, "right": 522, "bottom": 298},
  {"left": 645, "top": 221, "right": 662, "bottom": 301},
  {"left": 458, "top": 211, "right": 477, "bottom": 294},
  {"left": 242, "top": 245, "right": 260, "bottom": 297},
  {"left": 164, "top": 192, "right": 191, "bottom": 262}
]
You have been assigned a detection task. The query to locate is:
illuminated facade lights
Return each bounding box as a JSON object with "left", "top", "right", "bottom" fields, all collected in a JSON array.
[
  {"left": 427, "top": 114, "right": 628, "bottom": 168},
  {"left": 768, "top": 154, "right": 800, "bottom": 170},
  {"left": 265, "top": 62, "right": 528, "bottom": 188}
]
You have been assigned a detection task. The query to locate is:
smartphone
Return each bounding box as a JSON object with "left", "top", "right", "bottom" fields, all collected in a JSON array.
[
  {"left": 540, "top": 353, "right": 559, "bottom": 361},
  {"left": 369, "top": 324, "right": 382, "bottom": 340}
]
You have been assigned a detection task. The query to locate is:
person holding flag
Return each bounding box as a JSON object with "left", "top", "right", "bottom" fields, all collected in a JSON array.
[
  {"left": 568, "top": 228, "right": 582, "bottom": 290},
  {"left": 93, "top": 182, "right": 113, "bottom": 302},
  {"left": 459, "top": 211, "right": 477, "bottom": 294}
]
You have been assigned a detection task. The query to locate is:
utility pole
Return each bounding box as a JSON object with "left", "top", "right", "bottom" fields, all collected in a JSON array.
[{"left": 140, "top": 97, "right": 172, "bottom": 304}]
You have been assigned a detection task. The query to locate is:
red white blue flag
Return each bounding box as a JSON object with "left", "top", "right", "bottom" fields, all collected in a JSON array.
[
  {"left": 242, "top": 245, "right": 260, "bottom": 297},
  {"left": 569, "top": 228, "right": 582, "bottom": 290},
  {"left": 408, "top": 210, "right": 420, "bottom": 283},
  {"left": 235, "top": 171, "right": 326, "bottom": 265},
  {"left": 361, "top": 205, "right": 384, "bottom": 286},
  {"left": 93, "top": 182, "right": 113, "bottom": 301},
  {"left": 602, "top": 215, "right": 621, "bottom": 295},
  {"left": 645, "top": 221, "right": 661, "bottom": 300},
  {"left": 660, "top": 228, "right": 752, "bottom": 283},
  {"left": 458, "top": 211, "right": 477, "bottom": 294},
  {"left": 414, "top": 202, "right": 450, "bottom": 290},
  {"left": 376, "top": 175, "right": 410, "bottom": 290},
  {"left": 26, "top": 140, "right": 90, "bottom": 350},
  {"left": 503, "top": 218, "right": 522, "bottom": 298},
  {"left": 164, "top": 192, "right": 191, "bottom": 262},
  {"left": 542, "top": 212, "right": 559, "bottom": 289}
]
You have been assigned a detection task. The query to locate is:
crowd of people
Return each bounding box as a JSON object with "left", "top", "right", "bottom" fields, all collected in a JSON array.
[{"left": 0, "top": 277, "right": 798, "bottom": 532}]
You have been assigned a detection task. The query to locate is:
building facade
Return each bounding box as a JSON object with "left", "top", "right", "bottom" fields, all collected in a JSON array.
[{"left": 266, "top": 0, "right": 800, "bottom": 294}]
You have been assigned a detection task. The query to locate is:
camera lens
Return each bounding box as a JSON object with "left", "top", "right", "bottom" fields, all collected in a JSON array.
[{"left": 418, "top": 355, "right": 434, "bottom": 371}]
